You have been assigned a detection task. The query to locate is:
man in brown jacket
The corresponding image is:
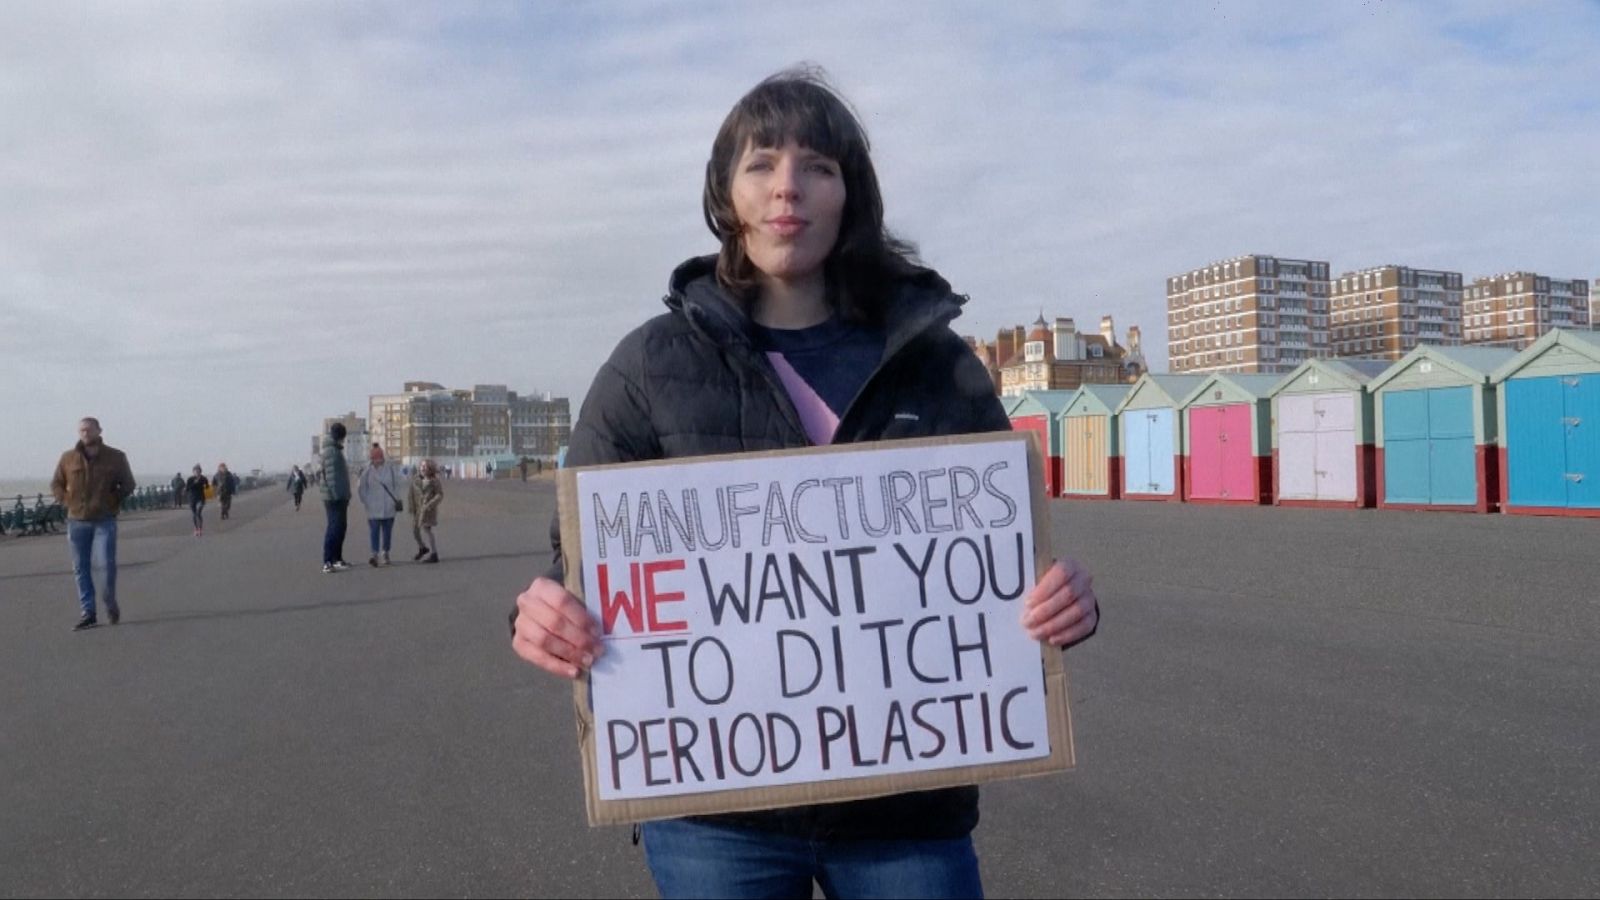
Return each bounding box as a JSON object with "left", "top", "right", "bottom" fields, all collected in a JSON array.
[{"left": 50, "top": 417, "right": 136, "bottom": 631}]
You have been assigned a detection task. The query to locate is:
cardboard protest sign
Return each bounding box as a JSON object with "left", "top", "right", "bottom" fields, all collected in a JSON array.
[{"left": 558, "top": 432, "right": 1073, "bottom": 826}]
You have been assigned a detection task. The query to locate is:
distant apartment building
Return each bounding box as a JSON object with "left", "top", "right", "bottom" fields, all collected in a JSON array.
[
  {"left": 1328, "top": 265, "right": 1463, "bottom": 360},
  {"left": 368, "top": 381, "right": 571, "bottom": 469},
  {"left": 1167, "top": 255, "right": 1331, "bottom": 374},
  {"left": 311, "top": 412, "right": 368, "bottom": 461},
  {"left": 1461, "top": 272, "right": 1592, "bottom": 350},
  {"left": 968, "top": 315, "right": 1144, "bottom": 396}
]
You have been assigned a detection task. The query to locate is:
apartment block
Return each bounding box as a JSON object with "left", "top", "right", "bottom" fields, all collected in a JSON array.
[
  {"left": 1167, "top": 255, "right": 1331, "bottom": 375},
  {"left": 1461, "top": 273, "right": 1592, "bottom": 350},
  {"left": 1329, "top": 265, "right": 1463, "bottom": 360},
  {"left": 368, "top": 381, "right": 571, "bottom": 468},
  {"left": 311, "top": 412, "right": 368, "bottom": 461}
]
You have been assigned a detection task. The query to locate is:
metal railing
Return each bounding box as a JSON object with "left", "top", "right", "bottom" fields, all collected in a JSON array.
[
  {"left": 1, "top": 494, "right": 66, "bottom": 536},
  {"left": 1, "top": 484, "right": 204, "bottom": 537}
]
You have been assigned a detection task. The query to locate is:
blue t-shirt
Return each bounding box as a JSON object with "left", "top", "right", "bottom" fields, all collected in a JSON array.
[{"left": 750, "top": 317, "right": 885, "bottom": 417}]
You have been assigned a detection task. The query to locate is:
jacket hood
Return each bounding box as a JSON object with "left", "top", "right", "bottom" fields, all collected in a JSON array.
[{"left": 663, "top": 255, "right": 968, "bottom": 358}]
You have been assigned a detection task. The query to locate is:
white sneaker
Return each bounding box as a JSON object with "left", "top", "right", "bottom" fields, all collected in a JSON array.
[
  {"left": 322, "top": 563, "right": 336, "bottom": 574},
  {"left": 332, "top": 560, "right": 353, "bottom": 571},
  {"left": 381, "top": 552, "right": 390, "bottom": 566}
]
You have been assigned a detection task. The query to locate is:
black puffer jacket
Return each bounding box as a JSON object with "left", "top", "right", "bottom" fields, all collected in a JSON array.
[{"left": 546, "top": 255, "right": 1010, "bottom": 840}]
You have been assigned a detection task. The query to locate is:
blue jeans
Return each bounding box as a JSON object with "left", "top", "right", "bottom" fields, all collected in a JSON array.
[
  {"left": 367, "top": 517, "right": 394, "bottom": 554},
  {"left": 323, "top": 499, "right": 349, "bottom": 565},
  {"left": 641, "top": 819, "right": 983, "bottom": 900},
  {"left": 67, "top": 518, "right": 118, "bottom": 618}
]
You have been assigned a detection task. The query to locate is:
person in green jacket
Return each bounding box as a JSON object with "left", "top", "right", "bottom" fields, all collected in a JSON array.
[{"left": 319, "top": 423, "right": 352, "bottom": 573}]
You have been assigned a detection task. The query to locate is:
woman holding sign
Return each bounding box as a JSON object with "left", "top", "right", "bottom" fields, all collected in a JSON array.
[{"left": 512, "top": 66, "right": 1098, "bottom": 899}]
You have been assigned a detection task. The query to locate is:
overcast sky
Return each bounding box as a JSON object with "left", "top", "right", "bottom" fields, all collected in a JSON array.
[{"left": 3, "top": 1, "right": 1597, "bottom": 478}]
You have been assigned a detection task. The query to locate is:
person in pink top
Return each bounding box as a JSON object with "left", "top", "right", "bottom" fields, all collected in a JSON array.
[{"left": 509, "top": 66, "right": 1100, "bottom": 899}]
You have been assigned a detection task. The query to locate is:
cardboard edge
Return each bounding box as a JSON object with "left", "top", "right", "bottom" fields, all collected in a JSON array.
[
  {"left": 557, "top": 470, "right": 604, "bottom": 826},
  {"left": 559, "top": 431, "right": 1075, "bottom": 827}
]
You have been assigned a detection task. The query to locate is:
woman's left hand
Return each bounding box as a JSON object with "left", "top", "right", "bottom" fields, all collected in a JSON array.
[{"left": 1022, "top": 558, "right": 1099, "bottom": 648}]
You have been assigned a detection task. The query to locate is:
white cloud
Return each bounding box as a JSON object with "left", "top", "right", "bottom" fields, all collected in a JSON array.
[{"left": 2, "top": 0, "right": 1597, "bottom": 476}]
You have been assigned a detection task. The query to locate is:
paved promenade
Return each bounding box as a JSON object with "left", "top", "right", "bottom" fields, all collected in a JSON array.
[{"left": 2, "top": 481, "right": 1596, "bottom": 898}]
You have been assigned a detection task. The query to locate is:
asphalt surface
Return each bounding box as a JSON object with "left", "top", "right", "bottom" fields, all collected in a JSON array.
[{"left": 2, "top": 481, "right": 1596, "bottom": 898}]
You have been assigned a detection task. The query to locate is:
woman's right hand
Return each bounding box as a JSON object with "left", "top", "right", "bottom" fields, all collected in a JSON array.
[{"left": 511, "top": 577, "right": 604, "bottom": 679}]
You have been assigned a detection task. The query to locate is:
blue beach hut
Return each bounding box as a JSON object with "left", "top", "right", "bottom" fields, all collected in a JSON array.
[
  {"left": 1369, "top": 345, "right": 1517, "bottom": 513},
  {"left": 1114, "top": 375, "right": 1205, "bottom": 501},
  {"left": 1491, "top": 329, "right": 1600, "bottom": 517}
]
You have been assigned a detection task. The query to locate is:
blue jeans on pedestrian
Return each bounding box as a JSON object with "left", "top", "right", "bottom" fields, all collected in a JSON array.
[
  {"left": 641, "top": 819, "right": 983, "bottom": 900},
  {"left": 368, "top": 517, "right": 394, "bottom": 555},
  {"left": 67, "top": 517, "right": 118, "bottom": 619},
  {"left": 323, "top": 499, "right": 348, "bottom": 565}
]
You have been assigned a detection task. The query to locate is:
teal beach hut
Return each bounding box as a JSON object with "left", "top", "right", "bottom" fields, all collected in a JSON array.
[
  {"left": 1369, "top": 345, "right": 1517, "bottom": 513},
  {"left": 1491, "top": 329, "right": 1600, "bottom": 517}
]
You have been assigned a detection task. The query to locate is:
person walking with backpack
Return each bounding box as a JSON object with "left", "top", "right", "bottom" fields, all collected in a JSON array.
[{"left": 357, "top": 444, "right": 403, "bottom": 567}]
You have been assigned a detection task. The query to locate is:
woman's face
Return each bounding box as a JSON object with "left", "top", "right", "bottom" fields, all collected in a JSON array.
[{"left": 731, "top": 139, "right": 845, "bottom": 285}]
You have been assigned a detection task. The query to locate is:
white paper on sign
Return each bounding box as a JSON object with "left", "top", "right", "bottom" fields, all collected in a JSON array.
[{"left": 576, "top": 439, "right": 1049, "bottom": 801}]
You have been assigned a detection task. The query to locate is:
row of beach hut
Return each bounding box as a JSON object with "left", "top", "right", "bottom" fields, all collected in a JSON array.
[{"left": 1005, "top": 328, "right": 1600, "bottom": 517}]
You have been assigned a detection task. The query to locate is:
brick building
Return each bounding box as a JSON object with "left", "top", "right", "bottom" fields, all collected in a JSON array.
[
  {"left": 1167, "top": 255, "right": 1331, "bottom": 374},
  {"left": 1329, "top": 265, "right": 1463, "bottom": 360}
]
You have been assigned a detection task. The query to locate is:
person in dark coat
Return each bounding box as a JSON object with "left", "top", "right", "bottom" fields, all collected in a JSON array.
[
  {"left": 508, "top": 68, "right": 1099, "bottom": 899},
  {"left": 320, "top": 423, "right": 352, "bottom": 573},
  {"left": 184, "top": 465, "right": 209, "bottom": 537},
  {"left": 213, "top": 463, "right": 237, "bottom": 520},
  {"left": 286, "top": 465, "right": 308, "bottom": 512}
]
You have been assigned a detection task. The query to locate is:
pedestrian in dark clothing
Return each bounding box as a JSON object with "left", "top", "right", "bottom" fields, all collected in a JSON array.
[
  {"left": 507, "top": 69, "right": 1100, "bottom": 899},
  {"left": 170, "top": 473, "right": 184, "bottom": 508},
  {"left": 287, "top": 465, "right": 308, "bottom": 512},
  {"left": 320, "top": 423, "right": 352, "bottom": 573},
  {"left": 185, "top": 465, "right": 209, "bottom": 536},
  {"left": 214, "top": 463, "right": 237, "bottom": 520}
]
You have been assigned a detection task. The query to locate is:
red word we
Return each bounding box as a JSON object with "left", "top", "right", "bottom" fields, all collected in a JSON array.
[{"left": 596, "top": 560, "right": 688, "bottom": 636}]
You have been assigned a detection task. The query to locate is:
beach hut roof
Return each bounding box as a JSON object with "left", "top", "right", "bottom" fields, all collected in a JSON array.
[
  {"left": 1268, "top": 357, "right": 1393, "bottom": 396},
  {"left": 1062, "top": 383, "right": 1134, "bottom": 417},
  {"left": 1009, "top": 389, "right": 1076, "bottom": 417},
  {"left": 1179, "top": 372, "right": 1283, "bottom": 407},
  {"left": 1075, "top": 383, "right": 1134, "bottom": 410},
  {"left": 1120, "top": 373, "right": 1203, "bottom": 413},
  {"left": 1114, "top": 374, "right": 1206, "bottom": 413},
  {"left": 1368, "top": 344, "right": 1520, "bottom": 391},
  {"left": 1489, "top": 328, "right": 1600, "bottom": 383}
]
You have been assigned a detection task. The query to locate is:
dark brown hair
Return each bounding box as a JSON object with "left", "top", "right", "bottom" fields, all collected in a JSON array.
[{"left": 702, "top": 66, "right": 919, "bottom": 324}]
